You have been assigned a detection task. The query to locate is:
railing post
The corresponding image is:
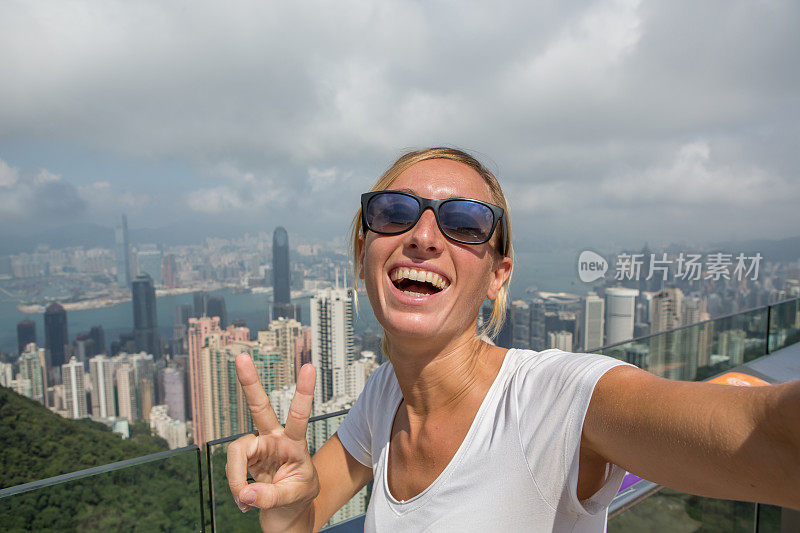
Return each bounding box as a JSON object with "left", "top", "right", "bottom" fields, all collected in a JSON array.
[
  {"left": 197, "top": 447, "right": 206, "bottom": 533},
  {"left": 206, "top": 443, "right": 216, "bottom": 533},
  {"left": 753, "top": 502, "right": 760, "bottom": 533},
  {"left": 765, "top": 304, "right": 772, "bottom": 355}
]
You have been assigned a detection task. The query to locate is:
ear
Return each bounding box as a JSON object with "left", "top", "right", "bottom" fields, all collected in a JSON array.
[
  {"left": 486, "top": 255, "right": 513, "bottom": 301},
  {"left": 357, "top": 234, "right": 366, "bottom": 279}
]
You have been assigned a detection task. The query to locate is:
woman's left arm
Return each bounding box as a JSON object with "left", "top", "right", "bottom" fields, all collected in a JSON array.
[{"left": 582, "top": 365, "right": 800, "bottom": 510}]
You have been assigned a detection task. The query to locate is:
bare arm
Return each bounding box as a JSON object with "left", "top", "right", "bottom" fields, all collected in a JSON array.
[
  {"left": 308, "top": 433, "right": 373, "bottom": 531},
  {"left": 582, "top": 366, "right": 800, "bottom": 510}
]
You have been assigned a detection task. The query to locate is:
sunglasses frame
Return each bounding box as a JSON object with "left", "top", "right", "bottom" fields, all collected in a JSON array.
[{"left": 360, "top": 190, "right": 507, "bottom": 256}]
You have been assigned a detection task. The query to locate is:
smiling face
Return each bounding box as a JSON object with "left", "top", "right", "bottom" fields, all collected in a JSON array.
[{"left": 358, "top": 158, "right": 512, "bottom": 348}]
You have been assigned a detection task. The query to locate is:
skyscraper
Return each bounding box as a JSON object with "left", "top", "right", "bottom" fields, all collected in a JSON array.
[
  {"left": 186, "top": 316, "right": 250, "bottom": 443},
  {"left": 62, "top": 356, "right": 88, "bottom": 419},
  {"left": 18, "top": 344, "right": 46, "bottom": 404},
  {"left": 89, "top": 354, "right": 117, "bottom": 419},
  {"left": 132, "top": 273, "right": 161, "bottom": 358},
  {"left": 115, "top": 214, "right": 131, "bottom": 288},
  {"left": 162, "top": 366, "right": 186, "bottom": 422},
  {"left": 193, "top": 291, "right": 207, "bottom": 318},
  {"left": 17, "top": 318, "right": 36, "bottom": 356},
  {"left": 582, "top": 292, "right": 605, "bottom": 351},
  {"left": 44, "top": 302, "right": 68, "bottom": 383},
  {"left": 272, "top": 227, "right": 297, "bottom": 320},
  {"left": 206, "top": 295, "right": 228, "bottom": 329},
  {"left": 604, "top": 287, "right": 639, "bottom": 346},
  {"left": 311, "top": 286, "right": 355, "bottom": 412},
  {"left": 266, "top": 317, "right": 302, "bottom": 388}
]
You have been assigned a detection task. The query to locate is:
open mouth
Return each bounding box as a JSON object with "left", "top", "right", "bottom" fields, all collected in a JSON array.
[{"left": 389, "top": 267, "right": 450, "bottom": 297}]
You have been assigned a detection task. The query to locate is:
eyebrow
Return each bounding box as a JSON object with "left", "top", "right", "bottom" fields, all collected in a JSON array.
[{"left": 390, "top": 188, "right": 461, "bottom": 200}]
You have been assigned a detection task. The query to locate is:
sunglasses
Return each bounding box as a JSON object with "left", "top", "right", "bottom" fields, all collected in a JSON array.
[{"left": 361, "top": 190, "right": 507, "bottom": 255}]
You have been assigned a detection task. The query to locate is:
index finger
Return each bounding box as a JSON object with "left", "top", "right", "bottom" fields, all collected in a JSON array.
[{"left": 235, "top": 352, "right": 280, "bottom": 433}]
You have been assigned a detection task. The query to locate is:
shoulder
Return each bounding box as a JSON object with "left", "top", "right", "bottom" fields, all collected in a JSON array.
[{"left": 506, "top": 348, "right": 633, "bottom": 402}]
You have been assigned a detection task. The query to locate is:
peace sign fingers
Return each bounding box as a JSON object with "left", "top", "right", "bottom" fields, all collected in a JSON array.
[
  {"left": 283, "top": 363, "right": 316, "bottom": 442},
  {"left": 235, "top": 352, "right": 280, "bottom": 434}
]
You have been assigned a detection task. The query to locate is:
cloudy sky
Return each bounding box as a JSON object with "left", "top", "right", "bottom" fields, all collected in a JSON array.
[{"left": 0, "top": 0, "right": 798, "bottom": 251}]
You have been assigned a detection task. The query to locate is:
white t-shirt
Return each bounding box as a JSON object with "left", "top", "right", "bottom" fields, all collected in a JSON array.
[{"left": 336, "top": 348, "right": 632, "bottom": 532}]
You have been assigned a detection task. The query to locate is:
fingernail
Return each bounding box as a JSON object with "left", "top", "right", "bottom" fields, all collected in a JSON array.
[
  {"left": 235, "top": 498, "right": 251, "bottom": 513},
  {"left": 239, "top": 488, "right": 256, "bottom": 505}
]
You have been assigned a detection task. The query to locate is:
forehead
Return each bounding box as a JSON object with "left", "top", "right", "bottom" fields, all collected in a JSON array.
[{"left": 388, "top": 159, "right": 492, "bottom": 202}]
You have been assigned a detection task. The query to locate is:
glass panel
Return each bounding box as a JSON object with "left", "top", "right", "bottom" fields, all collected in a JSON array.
[
  {"left": 207, "top": 411, "right": 370, "bottom": 532},
  {"left": 593, "top": 307, "right": 768, "bottom": 382},
  {"left": 768, "top": 298, "right": 800, "bottom": 353},
  {"left": 608, "top": 487, "right": 756, "bottom": 532},
  {"left": 0, "top": 447, "right": 203, "bottom": 532},
  {"left": 756, "top": 504, "right": 782, "bottom": 533}
]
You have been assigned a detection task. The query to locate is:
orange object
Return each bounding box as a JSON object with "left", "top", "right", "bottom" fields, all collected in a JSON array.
[{"left": 708, "top": 372, "right": 770, "bottom": 387}]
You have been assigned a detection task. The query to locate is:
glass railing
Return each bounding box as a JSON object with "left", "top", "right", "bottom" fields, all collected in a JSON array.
[
  {"left": 204, "top": 409, "right": 368, "bottom": 532},
  {"left": 601, "top": 297, "right": 800, "bottom": 532},
  {"left": 768, "top": 297, "right": 800, "bottom": 353},
  {"left": 0, "top": 445, "right": 206, "bottom": 532},
  {"left": 2, "top": 297, "right": 797, "bottom": 531},
  {"left": 590, "top": 306, "right": 769, "bottom": 381}
]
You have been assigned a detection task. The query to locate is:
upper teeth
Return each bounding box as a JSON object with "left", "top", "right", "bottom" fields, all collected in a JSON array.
[{"left": 390, "top": 267, "right": 450, "bottom": 290}]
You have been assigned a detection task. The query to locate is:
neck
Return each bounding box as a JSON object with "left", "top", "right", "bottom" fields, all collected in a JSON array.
[{"left": 385, "top": 325, "right": 503, "bottom": 418}]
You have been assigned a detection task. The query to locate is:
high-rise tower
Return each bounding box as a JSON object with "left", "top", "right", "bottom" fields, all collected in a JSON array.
[
  {"left": 115, "top": 214, "right": 131, "bottom": 288},
  {"left": 44, "top": 302, "right": 68, "bottom": 383},
  {"left": 582, "top": 292, "right": 605, "bottom": 351},
  {"left": 132, "top": 273, "right": 161, "bottom": 358},
  {"left": 62, "top": 356, "right": 88, "bottom": 419},
  {"left": 604, "top": 287, "right": 639, "bottom": 346},
  {"left": 310, "top": 286, "right": 354, "bottom": 412},
  {"left": 17, "top": 318, "right": 36, "bottom": 356},
  {"left": 272, "top": 227, "right": 297, "bottom": 320}
]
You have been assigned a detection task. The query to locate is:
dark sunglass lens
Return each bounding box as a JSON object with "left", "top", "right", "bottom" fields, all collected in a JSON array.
[
  {"left": 366, "top": 193, "right": 420, "bottom": 233},
  {"left": 438, "top": 200, "right": 494, "bottom": 243}
]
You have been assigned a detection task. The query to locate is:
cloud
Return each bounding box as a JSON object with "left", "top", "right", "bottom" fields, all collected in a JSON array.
[
  {"left": 599, "top": 141, "right": 796, "bottom": 206},
  {"left": 77, "top": 181, "right": 151, "bottom": 212},
  {"left": 186, "top": 162, "right": 287, "bottom": 215},
  {"left": 0, "top": 158, "right": 87, "bottom": 221},
  {"left": 0, "top": 0, "right": 797, "bottom": 245}
]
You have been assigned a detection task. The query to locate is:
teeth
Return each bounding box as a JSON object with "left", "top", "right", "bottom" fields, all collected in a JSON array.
[{"left": 389, "top": 267, "right": 449, "bottom": 290}]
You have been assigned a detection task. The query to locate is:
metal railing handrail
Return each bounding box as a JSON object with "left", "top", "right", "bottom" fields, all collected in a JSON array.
[{"left": 0, "top": 444, "right": 201, "bottom": 499}]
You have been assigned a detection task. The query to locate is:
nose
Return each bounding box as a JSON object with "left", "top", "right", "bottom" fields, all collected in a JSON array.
[{"left": 405, "top": 208, "right": 444, "bottom": 254}]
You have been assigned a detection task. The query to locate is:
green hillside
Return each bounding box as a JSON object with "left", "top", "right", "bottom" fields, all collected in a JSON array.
[{"left": 0, "top": 386, "right": 202, "bottom": 532}]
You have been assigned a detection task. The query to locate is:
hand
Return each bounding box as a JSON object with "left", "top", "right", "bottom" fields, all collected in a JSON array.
[{"left": 226, "top": 353, "right": 319, "bottom": 531}]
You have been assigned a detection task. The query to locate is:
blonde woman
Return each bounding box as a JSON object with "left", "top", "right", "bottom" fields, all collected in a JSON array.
[{"left": 226, "top": 147, "right": 800, "bottom": 532}]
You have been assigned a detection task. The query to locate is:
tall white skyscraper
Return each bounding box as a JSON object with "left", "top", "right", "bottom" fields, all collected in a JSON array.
[
  {"left": 311, "top": 286, "right": 354, "bottom": 412},
  {"left": 604, "top": 287, "right": 639, "bottom": 345},
  {"left": 582, "top": 292, "right": 605, "bottom": 351},
  {"left": 89, "top": 354, "right": 117, "bottom": 419},
  {"left": 62, "top": 356, "right": 88, "bottom": 419}
]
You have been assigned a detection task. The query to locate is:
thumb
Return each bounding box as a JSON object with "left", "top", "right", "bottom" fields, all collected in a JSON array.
[{"left": 237, "top": 481, "right": 304, "bottom": 510}]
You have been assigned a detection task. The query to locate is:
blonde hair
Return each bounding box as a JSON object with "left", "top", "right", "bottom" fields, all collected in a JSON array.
[{"left": 349, "top": 147, "right": 514, "bottom": 357}]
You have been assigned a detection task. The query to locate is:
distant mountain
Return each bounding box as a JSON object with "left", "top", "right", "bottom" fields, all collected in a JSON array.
[
  {"left": 0, "top": 223, "right": 114, "bottom": 254},
  {"left": 708, "top": 235, "right": 800, "bottom": 263}
]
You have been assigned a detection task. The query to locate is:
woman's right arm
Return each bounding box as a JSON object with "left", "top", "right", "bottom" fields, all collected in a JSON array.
[
  {"left": 226, "top": 353, "right": 372, "bottom": 533},
  {"left": 307, "top": 433, "right": 373, "bottom": 531}
]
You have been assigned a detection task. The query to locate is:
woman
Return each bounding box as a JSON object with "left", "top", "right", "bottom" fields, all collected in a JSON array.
[{"left": 226, "top": 147, "right": 800, "bottom": 532}]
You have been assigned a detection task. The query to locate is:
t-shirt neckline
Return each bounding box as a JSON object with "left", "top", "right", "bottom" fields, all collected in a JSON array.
[{"left": 382, "top": 348, "right": 515, "bottom": 509}]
